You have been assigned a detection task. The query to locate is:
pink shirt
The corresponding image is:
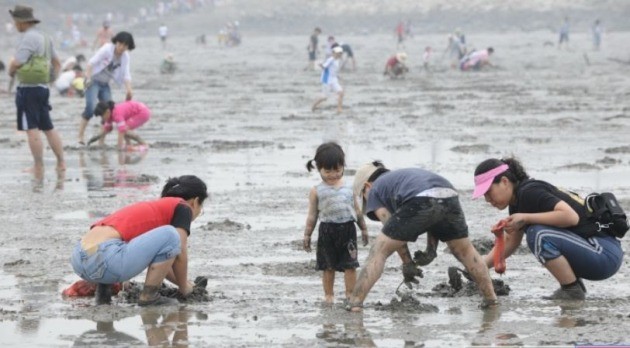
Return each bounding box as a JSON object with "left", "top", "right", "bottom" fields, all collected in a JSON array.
[
  {"left": 467, "top": 50, "right": 489, "bottom": 66},
  {"left": 103, "top": 101, "right": 151, "bottom": 133}
]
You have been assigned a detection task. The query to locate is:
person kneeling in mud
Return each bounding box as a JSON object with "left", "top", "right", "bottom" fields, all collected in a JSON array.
[
  {"left": 384, "top": 52, "right": 408, "bottom": 79},
  {"left": 71, "top": 175, "right": 208, "bottom": 306},
  {"left": 88, "top": 100, "right": 150, "bottom": 150},
  {"left": 346, "top": 162, "right": 497, "bottom": 311},
  {"left": 472, "top": 157, "right": 624, "bottom": 300},
  {"left": 459, "top": 47, "right": 494, "bottom": 71}
]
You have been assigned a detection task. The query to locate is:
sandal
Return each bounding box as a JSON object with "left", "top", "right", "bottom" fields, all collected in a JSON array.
[
  {"left": 344, "top": 301, "right": 364, "bottom": 312},
  {"left": 138, "top": 294, "right": 180, "bottom": 307}
]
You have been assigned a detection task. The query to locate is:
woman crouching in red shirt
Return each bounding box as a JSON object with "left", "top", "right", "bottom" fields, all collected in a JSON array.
[{"left": 71, "top": 175, "right": 207, "bottom": 306}]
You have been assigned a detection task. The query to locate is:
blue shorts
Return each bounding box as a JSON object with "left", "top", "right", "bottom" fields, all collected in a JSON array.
[
  {"left": 15, "top": 86, "right": 53, "bottom": 131},
  {"left": 82, "top": 81, "right": 112, "bottom": 119},
  {"left": 70, "top": 225, "right": 181, "bottom": 284},
  {"left": 526, "top": 225, "right": 623, "bottom": 281}
]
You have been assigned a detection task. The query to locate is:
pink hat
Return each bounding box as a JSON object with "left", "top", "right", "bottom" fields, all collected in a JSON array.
[{"left": 472, "top": 164, "right": 508, "bottom": 199}]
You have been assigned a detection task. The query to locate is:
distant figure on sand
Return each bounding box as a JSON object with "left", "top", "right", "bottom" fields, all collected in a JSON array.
[
  {"left": 312, "top": 46, "right": 344, "bottom": 114},
  {"left": 159, "top": 23, "right": 168, "bottom": 49},
  {"left": 88, "top": 100, "right": 150, "bottom": 150},
  {"left": 304, "top": 27, "right": 321, "bottom": 71},
  {"left": 78, "top": 31, "right": 135, "bottom": 145},
  {"left": 61, "top": 54, "right": 86, "bottom": 72},
  {"left": 8, "top": 5, "right": 65, "bottom": 174},
  {"left": 54, "top": 65, "right": 84, "bottom": 97},
  {"left": 93, "top": 21, "right": 113, "bottom": 50},
  {"left": 160, "top": 54, "right": 176, "bottom": 74},
  {"left": 422, "top": 46, "right": 432, "bottom": 71},
  {"left": 558, "top": 16, "right": 570, "bottom": 49},
  {"left": 339, "top": 43, "right": 356, "bottom": 71},
  {"left": 395, "top": 20, "right": 405, "bottom": 49},
  {"left": 383, "top": 52, "right": 408, "bottom": 79},
  {"left": 302, "top": 142, "right": 368, "bottom": 305},
  {"left": 460, "top": 47, "right": 494, "bottom": 71},
  {"left": 71, "top": 175, "right": 208, "bottom": 305},
  {"left": 592, "top": 19, "right": 602, "bottom": 51}
]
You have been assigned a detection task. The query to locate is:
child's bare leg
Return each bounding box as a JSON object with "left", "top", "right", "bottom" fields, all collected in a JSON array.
[
  {"left": 336, "top": 91, "right": 344, "bottom": 114},
  {"left": 323, "top": 269, "right": 335, "bottom": 303},
  {"left": 312, "top": 97, "right": 326, "bottom": 112},
  {"left": 124, "top": 132, "right": 145, "bottom": 145},
  {"left": 344, "top": 268, "right": 357, "bottom": 300}
]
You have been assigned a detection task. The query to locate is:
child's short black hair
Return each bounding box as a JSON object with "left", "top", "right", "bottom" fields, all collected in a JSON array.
[{"left": 306, "top": 142, "right": 345, "bottom": 172}]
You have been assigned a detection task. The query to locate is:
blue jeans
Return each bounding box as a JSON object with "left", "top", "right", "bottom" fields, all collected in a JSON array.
[
  {"left": 71, "top": 225, "right": 181, "bottom": 284},
  {"left": 526, "top": 224, "right": 623, "bottom": 281},
  {"left": 82, "top": 81, "right": 112, "bottom": 119}
]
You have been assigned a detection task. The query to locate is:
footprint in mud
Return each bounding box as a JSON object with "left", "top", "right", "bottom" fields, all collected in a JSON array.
[
  {"left": 120, "top": 276, "right": 216, "bottom": 303},
  {"left": 450, "top": 144, "right": 491, "bottom": 154},
  {"left": 200, "top": 218, "right": 251, "bottom": 232},
  {"left": 374, "top": 293, "right": 439, "bottom": 313},
  {"left": 432, "top": 267, "right": 510, "bottom": 297},
  {"left": 258, "top": 260, "right": 317, "bottom": 277},
  {"left": 203, "top": 140, "right": 274, "bottom": 152},
  {"left": 554, "top": 163, "right": 601, "bottom": 171},
  {"left": 604, "top": 145, "right": 630, "bottom": 154}
]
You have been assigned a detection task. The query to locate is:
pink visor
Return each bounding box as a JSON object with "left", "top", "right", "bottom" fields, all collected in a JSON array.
[{"left": 472, "top": 164, "right": 509, "bottom": 199}]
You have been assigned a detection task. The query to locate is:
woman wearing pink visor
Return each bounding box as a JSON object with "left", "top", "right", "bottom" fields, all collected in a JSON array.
[{"left": 473, "top": 157, "right": 623, "bottom": 300}]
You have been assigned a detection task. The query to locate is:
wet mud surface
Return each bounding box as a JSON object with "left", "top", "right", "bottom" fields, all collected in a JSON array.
[{"left": 1, "top": 21, "right": 630, "bottom": 347}]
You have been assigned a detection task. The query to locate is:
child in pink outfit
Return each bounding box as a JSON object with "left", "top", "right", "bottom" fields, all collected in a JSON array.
[{"left": 89, "top": 100, "right": 150, "bottom": 150}]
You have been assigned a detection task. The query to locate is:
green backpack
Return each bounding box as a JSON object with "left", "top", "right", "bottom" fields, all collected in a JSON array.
[{"left": 17, "top": 35, "right": 51, "bottom": 84}]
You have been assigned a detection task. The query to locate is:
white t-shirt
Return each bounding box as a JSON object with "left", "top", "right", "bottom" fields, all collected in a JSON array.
[
  {"left": 320, "top": 57, "right": 339, "bottom": 84},
  {"left": 159, "top": 26, "right": 168, "bottom": 37},
  {"left": 54, "top": 70, "right": 76, "bottom": 90}
]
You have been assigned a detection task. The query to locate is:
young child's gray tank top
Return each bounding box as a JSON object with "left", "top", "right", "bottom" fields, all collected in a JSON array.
[{"left": 316, "top": 182, "right": 356, "bottom": 223}]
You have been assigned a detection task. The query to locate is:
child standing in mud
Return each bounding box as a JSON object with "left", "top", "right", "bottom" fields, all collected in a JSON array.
[
  {"left": 303, "top": 142, "right": 369, "bottom": 304},
  {"left": 312, "top": 46, "right": 344, "bottom": 114}
]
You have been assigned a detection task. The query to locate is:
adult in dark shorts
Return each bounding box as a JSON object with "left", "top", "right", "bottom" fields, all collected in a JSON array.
[
  {"left": 473, "top": 157, "right": 624, "bottom": 300},
  {"left": 8, "top": 5, "right": 65, "bottom": 173},
  {"left": 339, "top": 43, "right": 356, "bottom": 71},
  {"left": 304, "top": 27, "right": 321, "bottom": 71},
  {"left": 346, "top": 161, "right": 497, "bottom": 311}
]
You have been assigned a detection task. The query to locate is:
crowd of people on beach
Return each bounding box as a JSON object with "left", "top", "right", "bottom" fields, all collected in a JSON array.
[{"left": 3, "top": 2, "right": 626, "bottom": 317}]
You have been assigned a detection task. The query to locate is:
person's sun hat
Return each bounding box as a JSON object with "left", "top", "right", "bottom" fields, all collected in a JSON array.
[
  {"left": 352, "top": 162, "right": 382, "bottom": 215},
  {"left": 332, "top": 46, "right": 343, "bottom": 54},
  {"left": 472, "top": 164, "right": 509, "bottom": 199},
  {"left": 396, "top": 52, "right": 408, "bottom": 62},
  {"left": 9, "top": 5, "right": 40, "bottom": 24}
]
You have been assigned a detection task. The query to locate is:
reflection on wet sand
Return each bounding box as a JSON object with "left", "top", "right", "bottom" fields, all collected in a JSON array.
[
  {"left": 78, "top": 149, "right": 152, "bottom": 192},
  {"left": 317, "top": 314, "right": 376, "bottom": 347},
  {"left": 73, "top": 308, "right": 205, "bottom": 347}
]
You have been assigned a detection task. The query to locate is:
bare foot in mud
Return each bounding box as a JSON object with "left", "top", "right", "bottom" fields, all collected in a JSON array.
[{"left": 324, "top": 295, "right": 334, "bottom": 304}]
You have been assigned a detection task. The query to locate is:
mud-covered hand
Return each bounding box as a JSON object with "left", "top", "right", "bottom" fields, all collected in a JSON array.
[
  {"left": 413, "top": 248, "right": 437, "bottom": 266},
  {"left": 361, "top": 229, "right": 368, "bottom": 246},
  {"left": 86, "top": 134, "right": 102, "bottom": 146},
  {"left": 402, "top": 262, "right": 424, "bottom": 289},
  {"left": 303, "top": 234, "right": 312, "bottom": 252},
  {"left": 504, "top": 214, "right": 527, "bottom": 234}
]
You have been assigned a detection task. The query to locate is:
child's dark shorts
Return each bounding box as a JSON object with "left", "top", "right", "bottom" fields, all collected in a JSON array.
[
  {"left": 382, "top": 196, "right": 469, "bottom": 242},
  {"left": 316, "top": 221, "right": 359, "bottom": 272}
]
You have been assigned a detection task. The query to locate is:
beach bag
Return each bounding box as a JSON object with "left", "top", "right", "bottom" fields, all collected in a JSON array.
[
  {"left": 17, "top": 35, "right": 51, "bottom": 84},
  {"left": 577, "top": 192, "right": 629, "bottom": 238}
]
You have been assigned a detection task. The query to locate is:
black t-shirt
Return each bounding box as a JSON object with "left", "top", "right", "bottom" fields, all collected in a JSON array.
[
  {"left": 509, "top": 179, "right": 591, "bottom": 234},
  {"left": 309, "top": 34, "right": 318, "bottom": 52},
  {"left": 171, "top": 203, "right": 193, "bottom": 235}
]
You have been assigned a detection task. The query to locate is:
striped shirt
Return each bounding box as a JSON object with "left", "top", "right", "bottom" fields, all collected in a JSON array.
[{"left": 316, "top": 182, "right": 356, "bottom": 223}]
